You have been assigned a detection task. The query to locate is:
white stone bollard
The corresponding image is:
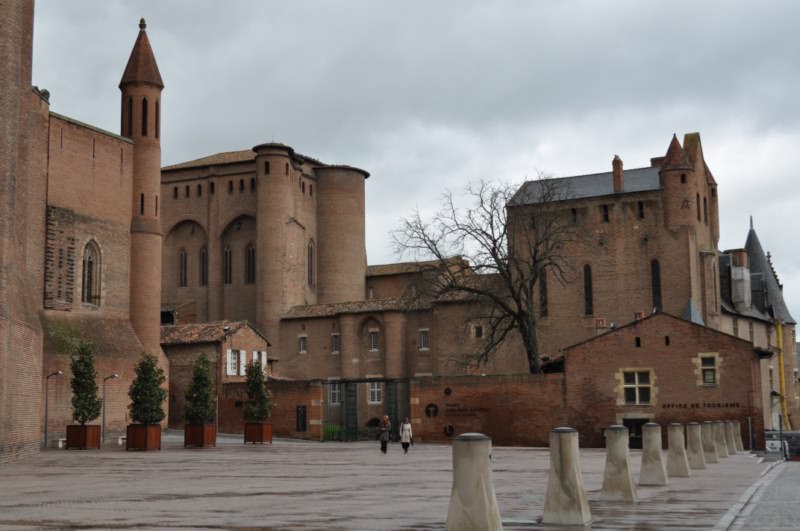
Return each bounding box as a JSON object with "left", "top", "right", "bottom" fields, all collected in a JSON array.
[
  {"left": 702, "top": 421, "right": 719, "bottom": 464},
  {"left": 639, "top": 422, "right": 668, "bottom": 486},
  {"left": 734, "top": 420, "right": 744, "bottom": 452},
  {"left": 724, "top": 421, "right": 738, "bottom": 454},
  {"left": 542, "top": 427, "right": 592, "bottom": 526},
  {"left": 686, "top": 422, "right": 706, "bottom": 470},
  {"left": 445, "top": 433, "right": 503, "bottom": 531},
  {"left": 601, "top": 425, "right": 637, "bottom": 502},
  {"left": 714, "top": 420, "right": 729, "bottom": 458},
  {"left": 666, "top": 423, "right": 691, "bottom": 478}
]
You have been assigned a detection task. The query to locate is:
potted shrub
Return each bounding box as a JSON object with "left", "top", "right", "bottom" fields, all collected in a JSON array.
[
  {"left": 184, "top": 353, "right": 217, "bottom": 447},
  {"left": 243, "top": 359, "right": 274, "bottom": 444},
  {"left": 65, "top": 341, "right": 102, "bottom": 449},
  {"left": 126, "top": 353, "right": 167, "bottom": 451}
]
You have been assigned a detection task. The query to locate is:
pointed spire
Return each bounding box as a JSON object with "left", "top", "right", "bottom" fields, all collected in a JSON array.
[
  {"left": 661, "top": 134, "right": 692, "bottom": 170},
  {"left": 749, "top": 215, "right": 754, "bottom": 230},
  {"left": 119, "top": 18, "right": 164, "bottom": 89}
]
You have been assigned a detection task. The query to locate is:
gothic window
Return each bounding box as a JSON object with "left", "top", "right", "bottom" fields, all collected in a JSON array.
[
  {"left": 307, "top": 240, "right": 315, "bottom": 287},
  {"left": 651, "top": 259, "right": 662, "bottom": 312},
  {"left": 199, "top": 246, "right": 208, "bottom": 286},
  {"left": 583, "top": 264, "right": 593, "bottom": 316},
  {"left": 81, "top": 240, "right": 101, "bottom": 306},
  {"left": 245, "top": 243, "right": 256, "bottom": 284},
  {"left": 141, "top": 97, "right": 148, "bottom": 136},
  {"left": 178, "top": 248, "right": 188, "bottom": 287},
  {"left": 223, "top": 246, "right": 233, "bottom": 285}
]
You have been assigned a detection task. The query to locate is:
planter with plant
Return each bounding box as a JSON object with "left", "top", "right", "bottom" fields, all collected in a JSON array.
[
  {"left": 184, "top": 353, "right": 217, "bottom": 447},
  {"left": 243, "top": 359, "right": 273, "bottom": 444},
  {"left": 65, "top": 341, "right": 102, "bottom": 449},
  {"left": 126, "top": 353, "right": 167, "bottom": 451}
]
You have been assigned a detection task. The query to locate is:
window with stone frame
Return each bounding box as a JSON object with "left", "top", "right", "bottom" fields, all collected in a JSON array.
[
  {"left": 368, "top": 381, "right": 382, "bottom": 404},
  {"left": 368, "top": 330, "right": 379, "bottom": 351},
  {"left": 621, "top": 369, "right": 651, "bottom": 405},
  {"left": 81, "top": 240, "right": 101, "bottom": 306},
  {"left": 699, "top": 354, "right": 718, "bottom": 386}
]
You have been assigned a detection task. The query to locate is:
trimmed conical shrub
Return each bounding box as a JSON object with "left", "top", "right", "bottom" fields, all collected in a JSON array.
[
  {"left": 128, "top": 353, "right": 166, "bottom": 425},
  {"left": 70, "top": 341, "right": 101, "bottom": 425},
  {"left": 244, "top": 359, "right": 273, "bottom": 422},
  {"left": 185, "top": 353, "right": 216, "bottom": 424}
]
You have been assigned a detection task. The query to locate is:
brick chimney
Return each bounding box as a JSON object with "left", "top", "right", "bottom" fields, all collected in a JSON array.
[{"left": 612, "top": 155, "right": 623, "bottom": 193}]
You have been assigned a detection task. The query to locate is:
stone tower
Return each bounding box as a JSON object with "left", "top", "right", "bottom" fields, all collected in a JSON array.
[{"left": 120, "top": 19, "right": 164, "bottom": 356}]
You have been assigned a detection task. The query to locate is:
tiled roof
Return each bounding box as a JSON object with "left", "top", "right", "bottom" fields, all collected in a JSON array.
[
  {"left": 284, "top": 297, "right": 433, "bottom": 319},
  {"left": 43, "top": 314, "right": 145, "bottom": 360},
  {"left": 119, "top": 19, "right": 163, "bottom": 89},
  {"left": 162, "top": 150, "right": 254, "bottom": 171},
  {"left": 160, "top": 320, "right": 268, "bottom": 346}
]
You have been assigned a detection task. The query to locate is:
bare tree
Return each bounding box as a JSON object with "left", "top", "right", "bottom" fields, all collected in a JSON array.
[{"left": 391, "top": 176, "right": 578, "bottom": 374}]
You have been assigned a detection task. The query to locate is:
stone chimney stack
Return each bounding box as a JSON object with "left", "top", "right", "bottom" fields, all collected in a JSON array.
[
  {"left": 730, "top": 249, "right": 752, "bottom": 312},
  {"left": 613, "top": 155, "right": 623, "bottom": 193}
]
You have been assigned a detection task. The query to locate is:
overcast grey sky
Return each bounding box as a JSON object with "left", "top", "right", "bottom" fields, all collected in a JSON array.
[{"left": 31, "top": 0, "right": 800, "bottom": 321}]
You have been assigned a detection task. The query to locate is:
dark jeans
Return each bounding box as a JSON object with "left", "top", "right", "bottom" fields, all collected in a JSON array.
[
  {"left": 380, "top": 440, "right": 388, "bottom": 453},
  {"left": 401, "top": 442, "right": 410, "bottom": 453}
]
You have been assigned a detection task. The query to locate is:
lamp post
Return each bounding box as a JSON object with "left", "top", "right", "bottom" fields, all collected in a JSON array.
[
  {"left": 102, "top": 373, "right": 119, "bottom": 444},
  {"left": 43, "top": 370, "right": 63, "bottom": 448}
]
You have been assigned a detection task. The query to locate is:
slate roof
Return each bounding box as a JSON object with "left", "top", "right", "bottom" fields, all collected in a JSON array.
[
  {"left": 509, "top": 166, "right": 661, "bottom": 206},
  {"left": 745, "top": 225, "right": 795, "bottom": 324},
  {"left": 366, "top": 258, "right": 467, "bottom": 277},
  {"left": 160, "top": 320, "right": 270, "bottom": 346}
]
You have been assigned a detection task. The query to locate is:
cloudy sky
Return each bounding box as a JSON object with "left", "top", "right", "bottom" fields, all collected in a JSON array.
[{"left": 31, "top": 1, "right": 800, "bottom": 319}]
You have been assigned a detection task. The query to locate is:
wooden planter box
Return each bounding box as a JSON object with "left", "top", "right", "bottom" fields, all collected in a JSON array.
[
  {"left": 184, "top": 423, "right": 217, "bottom": 447},
  {"left": 126, "top": 424, "right": 161, "bottom": 451},
  {"left": 244, "top": 422, "right": 273, "bottom": 444},
  {"left": 65, "top": 424, "right": 101, "bottom": 449}
]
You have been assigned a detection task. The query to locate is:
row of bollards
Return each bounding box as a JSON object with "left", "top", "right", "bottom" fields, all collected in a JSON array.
[{"left": 445, "top": 420, "right": 746, "bottom": 530}]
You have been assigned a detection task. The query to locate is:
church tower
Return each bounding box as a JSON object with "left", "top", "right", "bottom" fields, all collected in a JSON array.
[{"left": 120, "top": 19, "right": 164, "bottom": 356}]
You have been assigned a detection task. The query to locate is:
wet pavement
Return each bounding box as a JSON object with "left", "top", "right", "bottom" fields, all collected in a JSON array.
[{"left": 0, "top": 431, "right": 785, "bottom": 530}]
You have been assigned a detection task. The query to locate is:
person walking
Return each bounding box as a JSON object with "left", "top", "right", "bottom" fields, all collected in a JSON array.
[
  {"left": 379, "top": 414, "right": 391, "bottom": 454},
  {"left": 399, "top": 417, "right": 413, "bottom": 454}
]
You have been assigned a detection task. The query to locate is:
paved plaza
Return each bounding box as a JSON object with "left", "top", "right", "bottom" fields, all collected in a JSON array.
[{"left": 0, "top": 431, "right": 791, "bottom": 530}]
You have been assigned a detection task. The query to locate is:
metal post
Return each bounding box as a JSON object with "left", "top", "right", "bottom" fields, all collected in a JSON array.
[
  {"left": 43, "top": 370, "right": 63, "bottom": 448},
  {"left": 102, "top": 373, "right": 119, "bottom": 444}
]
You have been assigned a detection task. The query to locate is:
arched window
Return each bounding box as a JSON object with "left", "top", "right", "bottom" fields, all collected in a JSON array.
[
  {"left": 178, "top": 248, "right": 188, "bottom": 287},
  {"left": 81, "top": 241, "right": 101, "bottom": 305},
  {"left": 651, "top": 259, "right": 662, "bottom": 312},
  {"left": 141, "top": 97, "right": 148, "bottom": 136},
  {"left": 245, "top": 243, "right": 256, "bottom": 284},
  {"left": 223, "top": 246, "right": 233, "bottom": 285},
  {"left": 307, "top": 240, "right": 315, "bottom": 287},
  {"left": 583, "top": 264, "right": 593, "bottom": 316},
  {"left": 199, "top": 246, "right": 208, "bottom": 286}
]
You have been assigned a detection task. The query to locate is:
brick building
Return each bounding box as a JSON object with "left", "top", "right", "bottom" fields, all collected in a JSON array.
[{"left": 0, "top": 6, "right": 166, "bottom": 462}]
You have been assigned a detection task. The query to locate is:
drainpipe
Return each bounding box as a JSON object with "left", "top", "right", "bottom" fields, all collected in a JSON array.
[{"left": 776, "top": 320, "right": 792, "bottom": 430}]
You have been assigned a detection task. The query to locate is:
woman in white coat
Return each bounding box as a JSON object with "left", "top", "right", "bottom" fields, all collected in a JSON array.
[{"left": 399, "top": 417, "right": 413, "bottom": 454}]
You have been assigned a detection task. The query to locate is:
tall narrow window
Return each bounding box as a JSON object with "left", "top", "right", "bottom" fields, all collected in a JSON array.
[
  {"left": 223, "top": 246, "right": 232, "bottom": 285},
  {"left": 637, "top": 201, "right": 645, "bottom": 219},
  {"left": 583, "top": 264, "right": 593, "bottom": 316},
  {"left": 126, "top": 97, "right": 133, "bottom": 137},
  {"left": 155, "top": 100, "right": 160, "bottom": 138},
  {"left": 141, "top": 97, "right": 148, "bottom": 136},
  {"left": 418, "top": 329, "right": 430, "bottom": 350},
  {"left": 173, "top": 186, "right": 178, "bottom": 199},
  {"left": 330, "top": 333, "right": 341, "bottom": 354},
  {"left": 539, "top": 269, "right": 548, "bottom": 317},
  {"left": 368, "top": 382, "right": 382, "bottom": 404},
  {"left": 199, "top": 246, "right": 208, "bottom": 286},
  {"left": 602, "top": 205, "right": 610, "bottom": 223},
  {"left": 264, "top": 161, "right": 270, "bottom": 174},
  {"left": 81, "top": 241, "right": 101, "bottom": 305},
  {"left": 696, "top": 193, "right": 701, "bottom": 221},
  {"left": 154, "top": 195, "right": 158, "bottom": 216},
  {"left": 307, "top": 240, "right": 315, "bottom": 287},
  {"left": 139, "top": 193, "right": 144, "bottom": 215},
  {"left": 197, "top": 184, "right": 202, "bottom": 197},
  {"left": 178, "top": 249, "right": 188, "bottom": 287},
  {"left": 210, "top": 182, "right": 215, "bottom": 194},
  {"left": 650, "top": 259, "right": 662, "bottom": 312},
  {"left": 245, "top": 243, "right": 256, "bottom": 284},
  {"left": 703, "top": 197, "right": 708, "bottom": 224},
  {"left": 368, "top": 330, "right": 379, "bottom": 351}
]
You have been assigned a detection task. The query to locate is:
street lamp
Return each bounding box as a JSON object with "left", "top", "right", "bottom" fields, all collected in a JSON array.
[
  {"left": 43, "top": 370, "right": 63, "bottom": 448},
  {"left": 102, "top": 373, "right": 119, "bottom": 444}
]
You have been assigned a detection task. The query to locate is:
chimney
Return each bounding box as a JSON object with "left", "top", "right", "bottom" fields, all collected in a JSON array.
[
  {"left": 612, "top": 155, "right": 624, "bottom": 193},
  {"left": 730, "top": 249, "right": 752, "bottom": 312}
]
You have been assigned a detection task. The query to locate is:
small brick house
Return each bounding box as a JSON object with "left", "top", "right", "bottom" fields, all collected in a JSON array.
[{"left": 160, "top": 320, "right": 271, "bottom": 429}]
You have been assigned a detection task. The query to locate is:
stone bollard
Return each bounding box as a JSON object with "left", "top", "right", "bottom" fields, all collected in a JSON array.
[
  {"left": 702, "top": 421, "right": 719, "bottom": 463},
  {"left": 666, "top": 423, "right": 691, "bottom": 477},
  {"left": 445, "top": 433, "right": 503, "bottom": 531},
  {"left": 600, "top": 425, "right": 637, "bottom": 502},
  {"left": 734, "top": 420, "right": 744, "bottom": 452},
  {"left": 724, "top": 421, "right": 738, "bottom": 455},
  {"left": 542, "top": 427, "right": 592, "bottom": 526},
  {"left": 714, "top": 420, "right": 729, "bottom": 458},
  {"left": 639, "top": 422, "right": 668, "bottom": 486},
  {"left": 686, "top": 422, "right": 706, "bottom": 470}
]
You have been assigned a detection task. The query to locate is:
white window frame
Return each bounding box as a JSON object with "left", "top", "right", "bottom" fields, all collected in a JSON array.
[
  {"left": 368, "top": 329, "right": 379, "bottom": 352},
  {"left": 238, "top": 349, "right": 247, "bottom": 376},
  {"left": 368, "top": 381, "right": 382, "bottom": 404},
  {"left": 227, "top": 349, "right": 238, "bottom": 376},
  {"left": 328, "top": 381, "right": 341, "bottom": 405},
  {"left": 418, "top": 328, "right": 430, "bottom": 350}
]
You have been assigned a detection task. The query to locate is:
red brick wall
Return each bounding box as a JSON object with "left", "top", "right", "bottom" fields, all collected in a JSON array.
[
  {"left": 564, "top": 313, "right": 765, "bottom": 449},
  {"left": 410, "top": 374, "right": 566, "bottom": 446}
]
